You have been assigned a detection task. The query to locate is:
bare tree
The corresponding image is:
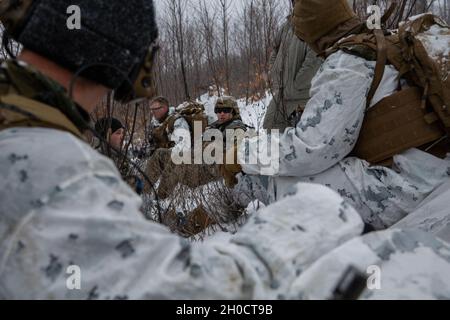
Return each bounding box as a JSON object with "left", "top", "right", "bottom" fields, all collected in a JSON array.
[
  {"left": 151, "top": 0, "right": 449, "bottom": 106},
  {"left": 218, "top": 0, "right": 232, "bottom": 94},
  {"left": 197, "top": 0, "right": 222, "bottom": 96},
  {"left": 165, "top": 0, "right": 191, "bottom": 100}
]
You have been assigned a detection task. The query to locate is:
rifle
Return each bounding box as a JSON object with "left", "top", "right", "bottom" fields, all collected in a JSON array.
[{"left": 331, "top": 265, "right": 368, "bottom": 300}]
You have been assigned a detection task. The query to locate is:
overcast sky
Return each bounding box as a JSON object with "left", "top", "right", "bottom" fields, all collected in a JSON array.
[
  {"left": 154, "top": 0, "right": 292, "bottom": 20},
  {"left": 154, "top": 0, "right": 241, "bottom": 16},
  {"left": 154, "top": 0, "right": 449, "bottom": 16}
]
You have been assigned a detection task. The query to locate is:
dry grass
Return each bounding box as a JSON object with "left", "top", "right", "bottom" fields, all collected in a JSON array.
[{"left": 142, "top": 157, "right": 248, "bottom": 238}]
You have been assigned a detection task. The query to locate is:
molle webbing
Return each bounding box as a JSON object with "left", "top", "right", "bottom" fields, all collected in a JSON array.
[
  {"left": 327, "top": 14, "right": 450, "bottom": 164},
  {"left": 352, "top": 87, "right": 446, "bottom": 164},
  {"left": 0, "top": 93, "right": 84, "bottom": 138}
]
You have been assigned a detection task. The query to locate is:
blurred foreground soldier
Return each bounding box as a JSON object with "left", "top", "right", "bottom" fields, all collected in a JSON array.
[
  {"left": 289, "top": 184, "right": 450, "bottom": 299},
  {"left": 263, "top": 7, "right": 322, "bottom": 131},
  {"left": 0, "top": 0, "right": 364, "bottom": 299},
  {"left": 287, "top": 227, "right": 450, "bottom": 299},
  {"left": 239, "top": 0, "right": 450, "bottom": 230}
]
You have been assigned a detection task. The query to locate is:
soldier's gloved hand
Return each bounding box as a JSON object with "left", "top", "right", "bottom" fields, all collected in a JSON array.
[
  {"left": 135, "top": 176, "right": 144, "bottom": 195},
  {"left": 219, "top": 145, "right": 242, "bottom": 188},
  {"left": 219, "top": 163, "right": 242, "bottom": 188}
]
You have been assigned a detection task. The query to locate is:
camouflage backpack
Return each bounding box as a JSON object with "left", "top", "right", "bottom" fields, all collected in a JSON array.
[
  {"left": 151, "top": 101, "right": 208, "bottom": 149},
  {"left": 327, "top": 13, "right": 450, "bottom": 164}
]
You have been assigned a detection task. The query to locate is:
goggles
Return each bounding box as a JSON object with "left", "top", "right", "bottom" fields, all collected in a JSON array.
[{"left": 214, "top": 107, "right": 233, "bottom": 114}]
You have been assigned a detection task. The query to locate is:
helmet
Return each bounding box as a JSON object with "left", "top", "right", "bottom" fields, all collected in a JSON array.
[
  {"left": 0, "top": 0, "right": 159, "bottom": 102},
  {"left": 215, "top": 96, "right": 240, "bottom": 117},
  {"left": 293, "top": 0, "right": 357, "bottom": 44}
]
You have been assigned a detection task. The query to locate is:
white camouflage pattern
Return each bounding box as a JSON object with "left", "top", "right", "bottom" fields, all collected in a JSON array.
[
  {"left": 0, "top": 129, "right": 363, "bottom": 299},
  {"left": 288, "top": 228, "right": 450, "bottom": 300},
  {"left": 242, "top": 51, "right": 450, "bottom": 229}
]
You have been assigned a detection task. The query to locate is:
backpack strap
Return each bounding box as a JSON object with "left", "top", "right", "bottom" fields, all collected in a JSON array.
[
  {"left": 366, "top": 29, "right": 387, "bottom": 110},
  {"left": 0, "top": 93, "right": 84, "bottom": 138},
  {"left": 166, "top": 113, "right": 183, "bottom": 134}
]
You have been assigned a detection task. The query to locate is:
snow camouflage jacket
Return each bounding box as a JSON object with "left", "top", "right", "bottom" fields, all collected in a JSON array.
[
  {"left": 288, "top": 179, "right": 450, "bottom": 299},
  {"left": 288, "top": 228, "right": 450, "bottom": 299},
  {"left": 0, "top": 131, "right": 364, "bottom": 299},
  {"left": 242, "top": 50, "right": 450, "bottom": 230},
  {"left": 0, "top": 59, "right": 367, "bottom": 299}
]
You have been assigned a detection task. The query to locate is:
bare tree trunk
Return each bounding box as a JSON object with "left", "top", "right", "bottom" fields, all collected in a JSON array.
[
  {"left": 176, "top": 0, "right": 190, "bottom": 100},
  {"left": 219, "top": 0, "right": 232, "bottom": 95},
  {"left": 154, "top": 0, "right": 292, "bottom": 104},
  {"left": 246, "top": 1, "right": 255, "bottom": 103},
  {"left": 166, "top": 0, "right": 191, "bottom": 101},
  {"left": 197, "top": 0, "right": 222, "bottom": 96}
]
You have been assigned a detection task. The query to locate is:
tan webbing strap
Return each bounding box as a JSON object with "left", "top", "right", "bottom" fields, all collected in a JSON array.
[
  {"left": 354, "top": 87, "right": 446, "bottom": 164},
  {"left": 366, "top": 29, "right": 387, "bottom": 110},
  {"left": 0, "top": 94, "right": 84, "bottom": 138},
  {"left": 166, "top": 114, "right": 181, "bottom": 135}
]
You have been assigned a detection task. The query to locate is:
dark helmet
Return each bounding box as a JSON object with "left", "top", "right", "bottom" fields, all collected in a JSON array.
[{"left": 0, "top": 0, "right": 159, "bottom": 102}]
